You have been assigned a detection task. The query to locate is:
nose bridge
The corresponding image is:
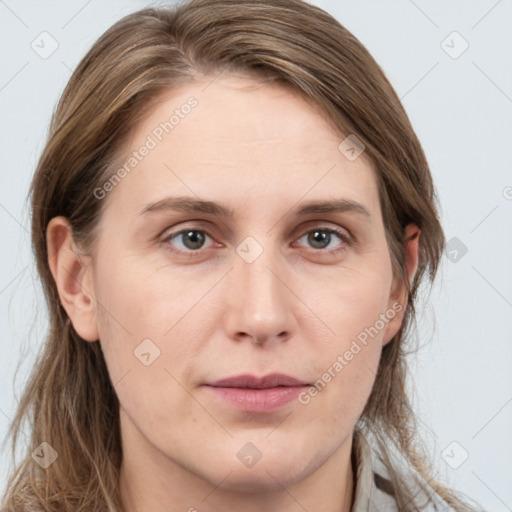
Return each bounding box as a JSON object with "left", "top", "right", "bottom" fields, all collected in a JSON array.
[{"left": 226, "top": 236, "right": 294, "bottom": 343}]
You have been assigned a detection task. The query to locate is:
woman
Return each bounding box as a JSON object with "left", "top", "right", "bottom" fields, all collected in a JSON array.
[{"left": 1, "top": 0, "right": 484, "bottom": 510}]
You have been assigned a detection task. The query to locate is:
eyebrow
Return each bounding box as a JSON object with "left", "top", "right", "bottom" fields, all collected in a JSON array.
[{"left": 138, "top": 196, "right": 371, "bottom": 218}]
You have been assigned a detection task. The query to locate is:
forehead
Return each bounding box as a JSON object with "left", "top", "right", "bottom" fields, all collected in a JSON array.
[{"left": 103, "top": 75, "right": 380, "bottom": 222}]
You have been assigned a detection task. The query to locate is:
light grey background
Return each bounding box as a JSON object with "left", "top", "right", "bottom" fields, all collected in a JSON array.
[{"left": 1, "top": 0, "right": 511, "bottom": 510}]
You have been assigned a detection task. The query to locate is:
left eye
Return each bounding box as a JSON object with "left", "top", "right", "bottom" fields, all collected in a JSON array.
[{"left": 295, "top": 228, "right": 348, "bottom": 251}]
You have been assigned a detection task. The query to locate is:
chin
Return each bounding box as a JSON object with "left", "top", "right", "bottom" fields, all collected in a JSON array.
[
  {"left": 198, "top": 446, "right": 314, "bottom": 494},
  {"left": 215, "top": 464, "right": 305, "bottom": 493}
]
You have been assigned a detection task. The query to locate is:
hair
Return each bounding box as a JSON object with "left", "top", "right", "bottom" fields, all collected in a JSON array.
[{"left": 1, "top": 0, "right": 483, "bottom": 511}]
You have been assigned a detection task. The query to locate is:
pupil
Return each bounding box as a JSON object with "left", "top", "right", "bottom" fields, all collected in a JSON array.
[
  {"left": 184, "top": 230, "right": 204, "bottom": 249},
  {"left": 309, "top": 230, "right": 329, "bottom": 249}
]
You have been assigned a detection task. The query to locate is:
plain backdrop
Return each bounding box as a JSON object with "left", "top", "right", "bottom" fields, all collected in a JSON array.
[{"left": 1, "top": 0, "right": 511, "bottom": 510}]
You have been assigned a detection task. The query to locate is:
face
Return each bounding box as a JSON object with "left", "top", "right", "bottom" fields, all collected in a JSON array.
[{"left": 57, "top": 75, "right": 413, "bottom": 495}]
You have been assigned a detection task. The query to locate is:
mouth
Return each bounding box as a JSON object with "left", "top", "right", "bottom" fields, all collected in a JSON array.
[{"left": 202, "top": 373, "right": 310, "bottom": 412}]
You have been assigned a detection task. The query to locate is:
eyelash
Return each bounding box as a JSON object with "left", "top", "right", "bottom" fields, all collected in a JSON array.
[{"left": 161, "top": 225, "right": 352, "bottom": 258}]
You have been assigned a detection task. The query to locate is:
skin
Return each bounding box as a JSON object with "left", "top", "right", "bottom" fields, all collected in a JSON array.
[{"left": 47, "top": 74, "right": 420, "bottom": 512}]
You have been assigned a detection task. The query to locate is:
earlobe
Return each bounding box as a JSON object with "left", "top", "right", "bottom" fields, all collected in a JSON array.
[
  {"left": 382, "top": 223, "right": 421, "bottom": 346},
  {"left": 47, "top": 216, "right": 99, "bottom": 342}
]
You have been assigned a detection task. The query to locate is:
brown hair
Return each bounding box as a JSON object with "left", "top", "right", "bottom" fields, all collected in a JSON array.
[{"left": 1, "top": 0, "right": 482, "bottom": 510}]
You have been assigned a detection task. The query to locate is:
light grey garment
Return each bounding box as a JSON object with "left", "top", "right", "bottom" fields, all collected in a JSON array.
[{"left": 351, "top": 431, "right": 457, "bottom": 512}]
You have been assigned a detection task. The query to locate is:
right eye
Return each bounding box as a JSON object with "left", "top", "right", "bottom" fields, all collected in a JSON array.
[{"left": 162, "top": 228, "right": 216, "bottom": 253}]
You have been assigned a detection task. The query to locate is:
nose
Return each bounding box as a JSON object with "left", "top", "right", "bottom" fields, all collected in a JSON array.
[{"left": 224, "top": 242, "right": 296, "bottom": 347}]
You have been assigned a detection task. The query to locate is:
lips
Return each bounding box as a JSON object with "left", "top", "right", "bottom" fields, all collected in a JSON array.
[
  {"left": 203, "top": 373, "right": 310, "bottom": 412},
  {"left": 207, "top": 373, "right": 307, "bottom": 389}
]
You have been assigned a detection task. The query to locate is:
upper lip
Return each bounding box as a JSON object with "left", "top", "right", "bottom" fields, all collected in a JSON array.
[{"left": 206, "top": 373, "right": 308, "bottom": 389}]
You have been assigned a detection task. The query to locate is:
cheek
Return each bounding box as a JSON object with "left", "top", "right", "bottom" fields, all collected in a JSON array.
[
  {"left": 93, "top": 251, "right": 201, "bottom": 338},
  {"left": 311, "top": 255, "right": 394, "bottom": 345},
  {"left": 295, "top": 261, "right": 393, "bottom": 425},
  {"left": 91, "top": 254, "right": 211, "bottom": 403},
  {"left": 297, "top": 307, "right": 383, "bottom": 442},
  {"left": 91, "top": 262, "right": 203, "bottom": 446}
]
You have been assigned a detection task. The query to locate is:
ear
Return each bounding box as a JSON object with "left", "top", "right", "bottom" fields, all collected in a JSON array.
[
  {"left": 47, "top": 216, "right": 99, "bottom": 342},
  {"left": 382, "top": 223, "right": 420, "bottom": 346}
]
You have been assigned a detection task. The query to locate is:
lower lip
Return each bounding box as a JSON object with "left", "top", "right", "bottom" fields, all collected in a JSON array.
[{"left": 204, "top": 385, "right": 308, "bottom": 412}]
